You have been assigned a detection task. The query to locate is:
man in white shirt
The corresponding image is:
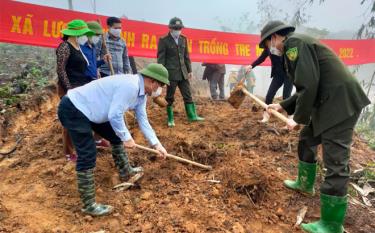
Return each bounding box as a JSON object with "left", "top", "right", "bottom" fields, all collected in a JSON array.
[{"left": 58, "top": 63, "right": 169, "bottom": 216}]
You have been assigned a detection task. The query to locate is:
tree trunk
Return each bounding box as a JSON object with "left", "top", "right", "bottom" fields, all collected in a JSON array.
[
  {"left": 68, "top": 0, "right": 73, "bottom": 10},
  {"left": 93, "top": 0, "right": 97, "bottom": 14}
]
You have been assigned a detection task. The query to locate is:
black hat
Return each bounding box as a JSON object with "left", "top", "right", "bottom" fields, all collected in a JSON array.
[
  {"left": 168, "top": 17, "right": 184, "bottom": 30},
  {"left": 259, "top": 20, "right": 295, "bottom": 48}
]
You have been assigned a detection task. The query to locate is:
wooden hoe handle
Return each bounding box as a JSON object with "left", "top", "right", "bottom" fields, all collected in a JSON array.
[
  {"left": 241, "top": 88, "right": 289, "bottom": 124},
  {"left": 135, "top": 144, "right": 212, "bottom": 170}
]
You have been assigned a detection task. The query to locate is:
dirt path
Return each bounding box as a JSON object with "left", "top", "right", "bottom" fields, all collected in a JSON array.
[{"left": 0, "top": 91, "right": 374, "bottom": 233}]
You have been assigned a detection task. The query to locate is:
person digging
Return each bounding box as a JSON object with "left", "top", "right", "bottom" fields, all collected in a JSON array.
[
  {"left": 57, "top": 63, "right": 169, "bottom": 216},
  {"left": 261, "top": 21, "right": 370, "bottom": 233}
]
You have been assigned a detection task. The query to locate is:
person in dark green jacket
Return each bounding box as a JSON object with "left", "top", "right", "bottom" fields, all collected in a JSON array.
[
  {"left": 263, "top": 21, "right": 371, "bottom": 233},
  {"left": 157, "top": 17, "right": 204, "bottom": 127}
]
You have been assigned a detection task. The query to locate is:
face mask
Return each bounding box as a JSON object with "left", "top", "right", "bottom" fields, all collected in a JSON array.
[
  {"left": 77, "top": 35, "right": 88, "bottom": 45},
  {"left": 151, "top": 87, "right": 163, "bottom": 97},
  {"left": 109, "top": 28, "right": 121, "bottom": 38},
  {"left": 171, "top": 30, "right": 181, "bottom": 38},
  {"left": 90, "top": 35, "right": 100, "bottom": 45},
  {"left": 269, "top": 37, "right": 282, "bottom": 56}
]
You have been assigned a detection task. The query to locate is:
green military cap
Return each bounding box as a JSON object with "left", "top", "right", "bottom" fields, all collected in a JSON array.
[
  {"left": 168, "top": 17, "right": 184, "bottom": 30},
  {"left": 61, "top": 19, "right": 95, "bottom": 37},
  {"left": 86, "top": 21, "right": 104, "bottom": 35},
  {"left": 140, "top": 63, "right": 170, "bottom": 86},
  {"left": 259, "top": 20, "right": 295, "bottom": 48}
]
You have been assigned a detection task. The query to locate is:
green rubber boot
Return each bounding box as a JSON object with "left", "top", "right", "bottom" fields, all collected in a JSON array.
[
  {"left": 185, "top": 103, "right": 204, "bottom": 122},
  {"left": 167, "top": 106, "right": 175, "bottom": 127},
  {"left": 77, "top": 169, "right": 113, "bottom": 216},
  {"left": 284, "top": 161, "right": 316, "bottom": 195},
  {"left": 301, "top": 194, "right": 347, "bottom": 233},
  {"left": 111, "top": 144, "right": 143, "bottom": 181}
]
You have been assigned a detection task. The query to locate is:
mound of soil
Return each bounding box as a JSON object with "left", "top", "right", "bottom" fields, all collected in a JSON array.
[{"left": 0, "top": 90, "right": 374, "bottom": 233}]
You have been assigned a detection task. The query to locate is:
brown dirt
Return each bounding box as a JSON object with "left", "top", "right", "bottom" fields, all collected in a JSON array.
[{"left": 0, "top": 90, "right": 374, "bottom": 233}]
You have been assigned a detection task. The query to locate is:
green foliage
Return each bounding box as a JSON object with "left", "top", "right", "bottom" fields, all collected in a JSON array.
[
  {"left": 0, "top": 43, "right": 56, "bottom": 110},
  {"left": 15, "top": 79, "right": 28, "bottom": 93},
  {"left": 356, "top": 108, "right": 375, "bottom": 150},
  {"left": 215, "top": 143, "right": 226, "bottom": 149},
  {"left": 5, "top": 96, "right": 21, "bottom": 106},
  {"left": 0, "top": 84, "right": 23, "bottom": 107},
  {"left": 30, "top": 67, "right": 42, "bottom": 78},
  {"left": 0, "top": 63, "right": 51, "bottom": 107},
  {"left": 364, "top": 162, "right": 375, "bottom": 180},
  {"left": 36, "top": 76, "right": 49, "bottom": 88},
  {"left": 0, "top": 84, "right": 12, "bottom": 98}
]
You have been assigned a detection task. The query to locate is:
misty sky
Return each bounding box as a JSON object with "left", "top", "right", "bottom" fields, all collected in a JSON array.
[{"left": 17, "top": 0, "right": 368, "bottom": 37}]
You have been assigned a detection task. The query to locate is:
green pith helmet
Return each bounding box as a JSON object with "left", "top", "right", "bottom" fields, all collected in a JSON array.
[
  {"left": 168, "top": 17, "right": 184, "bottom": 30},
  {"left": 140, "top": 63, "right": 170, "bottom": 86},
  {"left": 259, "top": 20, "right": 295, "bottom": 48},
  {"left": 61, "top": 19, "right": 95, "bottom": 37},
  {"left": 86, "top": 21, "right": 104, "bottom": 35}
]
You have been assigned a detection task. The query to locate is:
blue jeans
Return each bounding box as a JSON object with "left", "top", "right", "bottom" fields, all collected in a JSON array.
[{"left": 57, "top": 96, "right": 122, "bottom": 171}]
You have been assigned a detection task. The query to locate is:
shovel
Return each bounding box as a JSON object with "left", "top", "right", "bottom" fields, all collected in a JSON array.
[{"left": 228, "top": 82, "right": 290, "bottom": 124}]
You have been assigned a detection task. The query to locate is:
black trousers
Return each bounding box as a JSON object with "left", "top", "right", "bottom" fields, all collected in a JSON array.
[
  {"left": 297, "top": 113, "right": 360, "bottom": 196},
  {"left": 265, "top": 73, "right": 293, "bottom": 105},
  {"left": 166, "top": 79, "right": 193, "bottom": 106},
  {"left": 57, "top": 96, "right": 122, "bottom": 171}
]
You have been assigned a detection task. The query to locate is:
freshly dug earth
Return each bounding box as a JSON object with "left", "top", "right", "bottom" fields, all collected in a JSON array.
[{"left": 0, "top": 89, "right": 374, "bottom": 233}]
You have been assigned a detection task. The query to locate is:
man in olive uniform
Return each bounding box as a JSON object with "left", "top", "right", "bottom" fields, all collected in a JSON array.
[
  {"left": 157, "top": 17, "right": 204, "bottom": 127},
  {"left": 263, "top": 21, "right": 371, "bottom": 233}
]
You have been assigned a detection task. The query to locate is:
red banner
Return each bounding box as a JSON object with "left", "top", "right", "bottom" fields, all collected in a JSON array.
[{"left": 1, "top": 0, "right": 375, "bottom": 65}]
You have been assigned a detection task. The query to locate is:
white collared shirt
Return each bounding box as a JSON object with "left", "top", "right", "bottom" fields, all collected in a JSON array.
[{"left": 67, "top": 74, "right": 159, "bottom": 146}]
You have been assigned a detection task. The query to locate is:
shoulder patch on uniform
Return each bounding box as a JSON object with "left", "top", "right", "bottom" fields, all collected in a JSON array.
[{"left": 286, "top": 47, "right": 298, "bottom": 61}]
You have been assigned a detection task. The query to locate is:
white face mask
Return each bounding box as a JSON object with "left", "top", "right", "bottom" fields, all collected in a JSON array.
[
  {"left": 90, "top": 35, "right": 100, "bottom": 45},
  {"left": 77, "top": 35, "right": 88, "bottom": 45},
  {"left": 269, "top": 37, "right": 282, "bottom": 56},
  {"left": 171, "top": 30, "right": 181, "bottom": 38},
  {"left": 151, "top": 87, "right": 163, "bottom": 97},
  {"left": 109, "top": 28, "right": 122, "bottom": 38}
]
